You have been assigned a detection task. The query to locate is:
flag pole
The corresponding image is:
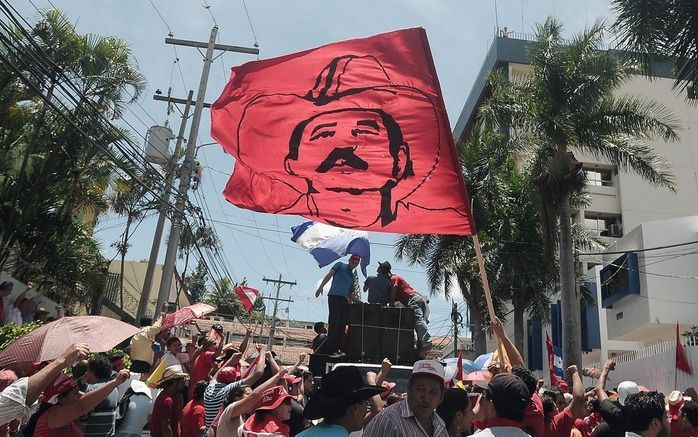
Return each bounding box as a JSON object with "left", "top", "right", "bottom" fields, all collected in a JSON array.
[
  {"left": 472, "top": 234, "right": 505, "bottom": 364},
  {"left": 675, "top": 321, "right": 679, "bottom": 389}
]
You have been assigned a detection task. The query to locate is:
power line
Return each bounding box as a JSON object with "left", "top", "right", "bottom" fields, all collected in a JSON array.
[
  {"left": 577, "top": 240, "right": 698, "bottom": 256},
  {"left": 240, "top": 0, "right": 259, "bottom": 47},
  {"left": 146, "top": 0, "right": 173, "bottom": 34}
]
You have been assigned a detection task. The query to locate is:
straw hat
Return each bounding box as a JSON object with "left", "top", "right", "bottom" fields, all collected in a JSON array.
[{"left": 157, "top": 365, "right": 189, "bottom": 387}]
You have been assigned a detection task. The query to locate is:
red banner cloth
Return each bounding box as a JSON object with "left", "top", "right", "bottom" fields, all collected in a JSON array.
[
  {"left": 546, "top": 333, "right": 568, "bottom": 391},
  {"left": 676, "top": 323, "right": 693, "bottom": 375},
  {"left": 211, "top": 28, "right": 475, "bottom": 235}
]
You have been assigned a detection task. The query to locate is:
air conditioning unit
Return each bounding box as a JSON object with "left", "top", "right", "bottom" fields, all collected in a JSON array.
[{"left": 607, "top": 224, "right": 623, "bottom": 237}]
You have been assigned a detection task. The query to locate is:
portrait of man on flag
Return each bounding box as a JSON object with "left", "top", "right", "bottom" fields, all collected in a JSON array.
[{"left": 212, "top": 28, "right": 475, "bottom": 236}]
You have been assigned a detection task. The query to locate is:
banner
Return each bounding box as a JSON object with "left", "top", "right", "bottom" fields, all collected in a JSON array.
[
  {"left": 234, "top": 286, "right": 259, "bottom": 314},
  {"left": 211, "top": 28, "right": 475, "bottom": 235}
]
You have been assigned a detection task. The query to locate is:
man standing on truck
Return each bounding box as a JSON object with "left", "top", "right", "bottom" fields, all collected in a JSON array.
[
  {"left": 363, "top": 360, "right": 448, "bottom": 437},
  {"left": 388, "top": 273, "right": 433, "bottom": 356},
  {"left": 315, "top": 255, "right": 361, "bottom": 357}
]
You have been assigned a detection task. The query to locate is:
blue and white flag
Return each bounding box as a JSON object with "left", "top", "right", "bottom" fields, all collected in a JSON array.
[{"left": 291, "top": 220, "right": 370, "bottom": 276}]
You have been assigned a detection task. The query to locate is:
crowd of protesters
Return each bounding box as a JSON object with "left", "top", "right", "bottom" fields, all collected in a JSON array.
[{"left": 0, "top": 298, "right": 695, "bottom": 437}]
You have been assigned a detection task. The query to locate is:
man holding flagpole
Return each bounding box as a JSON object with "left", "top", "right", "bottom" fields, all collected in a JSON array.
[{"left": 316, "top": 255, "right": 361, "bottom": 357}]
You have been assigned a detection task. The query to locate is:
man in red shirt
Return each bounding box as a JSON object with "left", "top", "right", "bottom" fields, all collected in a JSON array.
[
  {"left": 151, "top": 365, "right": 189, "bottom": 437},
  {"left": 388, "top": 270, "right": 432, "bottom": 355},
  {"left": 542, "top": 366, "right": 586, "bottom": 437},
  {"left": 181, "top": 381, "right": 207, "bottom": 437}
]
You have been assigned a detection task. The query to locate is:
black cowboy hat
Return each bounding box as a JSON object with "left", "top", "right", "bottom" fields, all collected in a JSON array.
[
  {"left": 378, "top": 261, "right": 392, "bottom": 274},
  {"left": 303, "top": 365, "right": 383, "bottom": 420}
]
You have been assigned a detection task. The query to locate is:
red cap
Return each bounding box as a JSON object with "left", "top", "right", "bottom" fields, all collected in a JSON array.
[
  {"left": 380, "top": 381, "right": 396, "bottom": 399},
  {"left": 257, "top": 386, "right": 293, "bottom": 410},
  {"left": 218, "top": 367, "right": 241, "bottom": 383},
  {"left": 40, "top": 373, "right": 77, "bottom": 404},
  {"left": 284, "top": 375, "right": 302, "bottom": 386}
]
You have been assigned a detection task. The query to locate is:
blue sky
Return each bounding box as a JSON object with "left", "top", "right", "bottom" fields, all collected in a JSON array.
[{"left": 14, "top": 0, "right": 613, "bottom": 341}]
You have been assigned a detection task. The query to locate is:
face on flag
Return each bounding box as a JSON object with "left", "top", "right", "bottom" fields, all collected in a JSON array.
[{"left": 211, "top": 28, "right": 475, "bottom": 235}]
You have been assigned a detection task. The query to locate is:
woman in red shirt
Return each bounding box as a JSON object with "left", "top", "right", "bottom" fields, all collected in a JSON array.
[
  {"left": 24, "top": 370, "right": 130, "bottom": 437},
  {"left": 241, "top": 386, "right": 294, "bottom": 437},
  {"left": 181, "top": 381, "right": 208, "bottom": 437}
]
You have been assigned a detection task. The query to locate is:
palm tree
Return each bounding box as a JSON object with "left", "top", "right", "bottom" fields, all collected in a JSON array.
[
  {"left": 612, "top": 0, "right": 698, "bottom": 96},
  {"left": 396, "top": 123, "right": 546, "bottom": 355},
  {"left": 481, "top": 18, "right": 678, "bottom": 367}
]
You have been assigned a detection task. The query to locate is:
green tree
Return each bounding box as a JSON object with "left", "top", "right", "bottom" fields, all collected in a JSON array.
[
  {"left": 187, "top": 259, "right": 208, "bottom": 303},
  {"left": 481, "top": 18, "right": 678, "bottom": 367},
  {"left": 612, "top": 0, "right": 698, "bottom": 96}
]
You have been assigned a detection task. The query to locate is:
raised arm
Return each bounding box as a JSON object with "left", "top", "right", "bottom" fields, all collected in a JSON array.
[
  {"left": 286, "top": 353, "right": 307, "bottom": 378},
  {"left": 225, "top": 368, "right": 287, "bottom": 420},
  {"left": 595, "top": 359, "right": 615, "bottom": 402},
  {"left": 265, "top": 350, "right": 280, "bottom": 375},
  {"left": 244, "top": 345, "right": 267, "bottom": 387},
  {"left": 375, "top": 358, "right": 392, "bottom": 387},
  {"left": 238, "top": 329, "right": 252, "bottom": 355},
  {"left": 316, "top": 269, "right": 335, "bottom": 297},
  {"left": 26, "top": 344, "right": 89, "bottom": 407},
  {"left": 48, "top": 370, "right": 130, "bottom": 428},
  {"left": 567, "top": 365, "right": 586, "bottom": 419},
  {"left": 363, "top": 371, "right": 383, "bottom": 426},
  {"left": 491, "top": 316, "right": 524, "bottom": 368}
]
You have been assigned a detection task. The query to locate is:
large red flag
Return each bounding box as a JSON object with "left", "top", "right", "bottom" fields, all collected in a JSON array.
[
  {"left": 676, "top": 323, "right": 693, "bottom": 375},
  {"left": 456, "top": 350, "right": 464, "bottom": 382},
  {"left": 211, "top": 28, "right": 475, "bottom": 235}
]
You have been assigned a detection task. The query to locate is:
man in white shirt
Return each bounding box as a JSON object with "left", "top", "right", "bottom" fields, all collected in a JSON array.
[{"left": 623, "top": 392, "right": 670, "bottom": 437}]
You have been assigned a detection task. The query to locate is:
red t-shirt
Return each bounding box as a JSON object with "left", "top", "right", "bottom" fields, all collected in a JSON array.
[
  {"left": 181, "top": 399, "right": 206, "bottom": 437},
  {"left": 188, "top": 350, "right": 215, "bottom": 398},
  {"left": 150, "top": 393, "right": 181, "bottom": 437},
  {"left": 242, "top": 414, "right": 291, "bottom": 437},
  {"left": 390, "top": 275, "right": 417, "bottom": 306},
  {"left": 546, "top": 406, "right": 575, "bottom": 437},
  {"left": 522, "top": 392, "right": 546, "bottom": 437}
]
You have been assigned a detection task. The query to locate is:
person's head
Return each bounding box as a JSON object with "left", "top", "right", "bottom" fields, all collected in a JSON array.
[
  {"left": 313, "top": 322, "right": 327, "bottom": 335},
  {"left": 157, "top": 365, "right": 189, "bottom": 394},
  {"left": 437, "top": 388, "right": 474, "bottom": 434},
  {"left": 284, "top": 374, "right": 302, "bottom": 395},
  {"left": 511, "top": 365, "right": 536, "bottom": 401},
  {"left": 681, "top": 400, "right": 698, "bottom": 430},
  {"left": 227, "top": 383, "right": 252, "bottom": 407},
  {"left": 285, "top": 108, "right": 413, "bottom": 194},
  {"left": 542, "top": 391, "right": 559, "bottom": 421},
  {"left": 34, "top": 307, "right": 49, "bottom": 322},
  {"left": 624, "top": 392, "right": 668, "bottom": 437},
  {"left": 377, "top": 261, "right": 392, "bottom": 277},
  {"left": 193, "top": 380, "right": 208, "bottom": 402},
  {"left": 255, "top": 386, "right": 294, "bottom": 422},
  {"left": 480, "top": 373, "right": 530, "bottom": 423},
  {"left": 140, "top": 316, "right": 153, "bottom": 327},
  {"left": 86, "top": 355, "right": 112, "bottom": 383},
  {"left": 303, "top": 365, "right": 383, "bottom": 432},
  {"left": 217, "top": 367, "right": 241, "bottom": 384},
  {"left": 302, "top": 371, "right": 315, "bottom": 395},
  {"left": 407, "top": 360, "right": 446, "bottom": 421},
  {"left": 17, "top": 297, "right": 31, "bottom": 312},
  {"left": 618, "top": 381, "right": 640, "bottom": 406},
  {"left": 109, "top": 352, "right": 126, "bottom": 372},
  {"left": 348, "top": 255, "right": 360, "bottom": 271},
  {"left": 166, "top": 336, "right": 182, "bottom": 354},
  {"left": 185, "top": 342, "right": 196, "bottom": 355},
  {"left": 0, "top": 281, "right": 13, "bottom": 297}
]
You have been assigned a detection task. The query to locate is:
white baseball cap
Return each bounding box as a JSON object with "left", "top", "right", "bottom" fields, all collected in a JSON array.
[
  {"left": 618, "top": 381, "right": 639, "bottom": 406},
  {"left": 412, "top": 360, "right": 445, "bottom": 382}
]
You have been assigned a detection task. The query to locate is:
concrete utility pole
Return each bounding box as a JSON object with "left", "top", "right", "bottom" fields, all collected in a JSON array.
[
  {"left": 154, "top": 27, "right": 258, "bottom": 314},
  {"left": 136, "top": 90, "right": 193, "bottom": 325},
  {"left": 263, "top": 275, "right": 296, "bottom": 351}
]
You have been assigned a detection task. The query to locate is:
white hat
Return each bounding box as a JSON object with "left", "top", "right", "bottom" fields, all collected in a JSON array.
[
  {"left": 130, "top": 379, "right": 153, "bottom": 399},
  {"left": 412, "top": 360, "right": 445, "bottom": 382},
  {"left": 618, "top": 381, "right": 639, "bottom": 406}
]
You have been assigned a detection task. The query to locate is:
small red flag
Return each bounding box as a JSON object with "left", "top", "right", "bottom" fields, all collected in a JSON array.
[
  {"left": 211, "top": 28, "right": 475, "bottom": 235},
  {"left": 242, "top": 353, "right": 261, "bottom": 379},
  {"left": 546, "top": 333, "right": 568, "bottom": 391},
  {"left": 676, "top": 323, "right": 693, "bottom": 375},
  {"left": 234, "top": 286, "right": 259, "bottom": 314},
  {"left": 456, "top": 350, "right": 464, "bottom": 382}
]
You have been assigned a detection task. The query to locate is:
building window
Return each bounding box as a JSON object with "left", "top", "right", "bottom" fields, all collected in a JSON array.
[
  {"left": 584, "top": 213, "right": 623, "bottom": 237},
  {"left": 585, "top": 168, "right": 614, "bottom": 187},
  {"left": 600, "top": 252, "right": 640, "bottom": 308}
]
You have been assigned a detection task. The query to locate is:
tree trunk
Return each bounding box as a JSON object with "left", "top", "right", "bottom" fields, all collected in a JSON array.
[
  {"left": 468, "top": 279, "right": 488, "bottom": 356},
  {"left": 559, "top": 192, "right": 582, "bottom": 368},
  {"left": 513, "top": 299, "right": 525, "bottom": 363}
]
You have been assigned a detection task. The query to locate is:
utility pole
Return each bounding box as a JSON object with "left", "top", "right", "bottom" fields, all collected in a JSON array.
[
  {"left": 154, "top": 27, "right": 258, "bottom": 313},
  {"left": 136, "top": 90, "right": 194, "bottom": 325},
  {"left": 451, "top": 299, "right": 462, "bottom": 358},
  {"left": 263, "top": 275, "right": 296, "bottom": 351}
]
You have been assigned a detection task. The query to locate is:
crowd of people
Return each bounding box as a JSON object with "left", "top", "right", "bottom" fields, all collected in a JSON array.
[
  {"left": 0, "top": 300, "right": 695, "bottom": 437},
  {"left": 315, "top": 257, "right": 433, "bottom": 358}
]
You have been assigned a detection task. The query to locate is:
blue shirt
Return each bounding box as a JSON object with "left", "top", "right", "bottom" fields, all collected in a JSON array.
[
  {"left": 297, "top": 423, "right": 350, "bottom": 437},
  {"left": 328, "top": 262, "right": 355, "bottom": 298},
  {"left": 115, "top": 391, "right": 153, "bottom": 437}
]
